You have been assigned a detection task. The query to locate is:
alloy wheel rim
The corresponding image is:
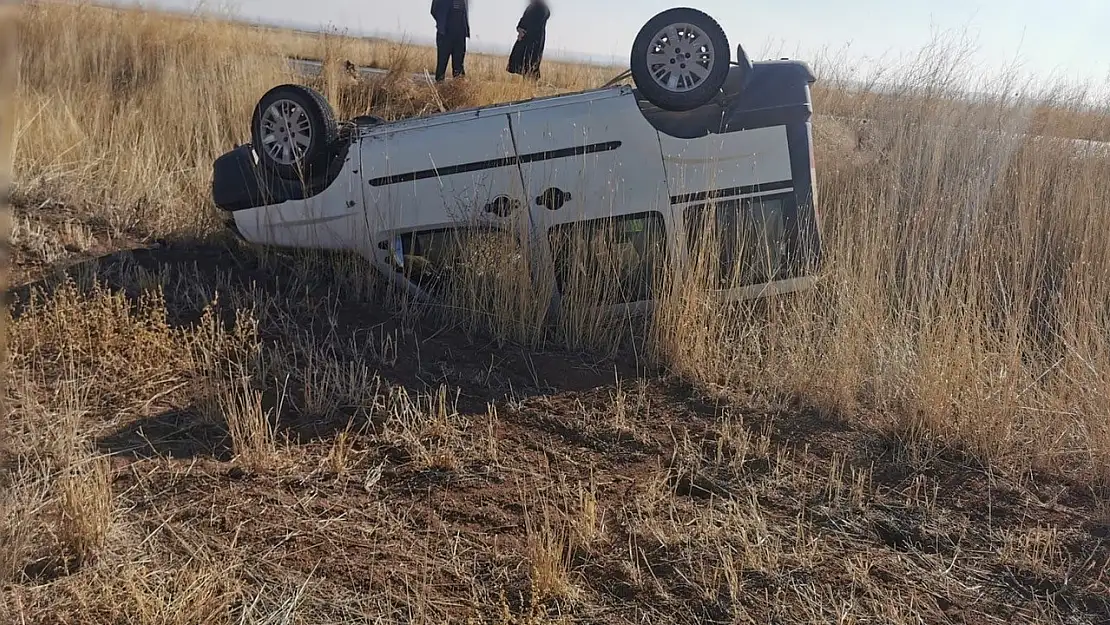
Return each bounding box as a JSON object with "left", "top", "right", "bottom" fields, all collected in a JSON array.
[
  {"left": 260, "top": 99, "right": 312, "bottom": 166},
  {"left": 646, "top": 23, "right": 716, "bottom": 93}
]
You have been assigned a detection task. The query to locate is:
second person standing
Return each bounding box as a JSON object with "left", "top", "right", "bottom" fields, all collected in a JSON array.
[{"left": 507, "top": 0, "right": 550, "bottom": 80}]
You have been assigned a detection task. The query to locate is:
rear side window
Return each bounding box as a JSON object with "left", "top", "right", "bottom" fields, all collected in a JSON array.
[
  {"left": 395, "top": 226, "right": 526, "bottom": 296},
  {"left": 547, "top": 212, "right": 668, "bottom": 305},
  {"left": 684, "top": 195, "right": 787, "bottom": 288}
]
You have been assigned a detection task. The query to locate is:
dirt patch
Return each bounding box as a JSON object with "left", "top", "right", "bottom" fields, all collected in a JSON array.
[{"left": 4, "top": 212, "right": 1109, "bottom": 625}]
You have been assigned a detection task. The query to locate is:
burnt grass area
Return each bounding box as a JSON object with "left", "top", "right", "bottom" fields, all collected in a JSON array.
[{"left": 4, "top": 222, "right": 1110, "bottom": 625}]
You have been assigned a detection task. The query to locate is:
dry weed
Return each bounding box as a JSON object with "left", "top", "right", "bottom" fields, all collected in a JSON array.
[
  {"left": 0, "top": 473, "right": 48, "bottom": 582},
  {"left": 57, "top": 451, "right": 113, "bottom": 568},
  {"left": 219, "top": 376, "right": 278, "bottom": 470},
  {"left": 0, "top": 0, "right": 15, "bottom": 384},
  {"left": 524, "top": 500, "right": 576, "bottom": 603},
  {"left": 5, "top": 3, "right": 1110, "bottom": 624}
]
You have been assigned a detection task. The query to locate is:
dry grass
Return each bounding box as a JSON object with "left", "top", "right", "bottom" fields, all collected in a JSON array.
[
  {"left": 121, "top": 4, "right": 618, "bottom": 90},
  {"left": 1, "top": 0, "right": 16, "bottom": 400},
  {"left": 15, "top": 1, "right": 291, "bottom": 235},
  {"left": 4, "top": 2, "right": 1110, "bottom": 624}
]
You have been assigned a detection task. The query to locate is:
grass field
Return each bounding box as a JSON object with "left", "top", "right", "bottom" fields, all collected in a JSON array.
[{"left": 3, "top": 2, "right": 1110, "bottom": 624}]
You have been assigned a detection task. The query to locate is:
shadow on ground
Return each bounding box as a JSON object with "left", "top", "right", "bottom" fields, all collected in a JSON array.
[
  {"left": 8, "top": 238, "right": 1110, "bottom": 623},
  {"left": 8, "top": 238, "right": 647, "bottom": 462},
  {"left": 96, "top": 407, "right": 234, "bottom": 461}
]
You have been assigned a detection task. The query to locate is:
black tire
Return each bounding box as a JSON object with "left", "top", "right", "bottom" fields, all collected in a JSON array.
[
  {"left": 630, "top": 8, "right": 731, "bottom": 112},
  {"left": 250, "top": 84, "right": 338, "bottom": 180}
]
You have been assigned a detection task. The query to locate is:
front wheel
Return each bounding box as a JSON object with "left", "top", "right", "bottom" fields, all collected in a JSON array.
[
  {"left": 250, "top": 84, "right": 338, "bottom": 179},
  {"left": 630, "top": 8, "right": 731, "bottom": 112}
]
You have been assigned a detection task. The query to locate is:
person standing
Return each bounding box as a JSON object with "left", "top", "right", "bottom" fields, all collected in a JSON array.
[
  {"left": 431, "top": 0, "right": 470, "bottom": 82},
  {"left": 507, "top": 0, "right": 550, "bottom": 80}
]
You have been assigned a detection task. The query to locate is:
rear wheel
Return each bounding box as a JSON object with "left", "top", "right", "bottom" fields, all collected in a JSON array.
[
  {"left": 630, "top": 8, "right": 731, "bottom": 112},
  {"left": 250, "top": 84, "right": 338, "bottom": 179}
]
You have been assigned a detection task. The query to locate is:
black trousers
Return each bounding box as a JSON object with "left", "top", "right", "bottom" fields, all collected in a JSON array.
[{"left": 435, "top": 32, "right": 466, "bottom": 82}]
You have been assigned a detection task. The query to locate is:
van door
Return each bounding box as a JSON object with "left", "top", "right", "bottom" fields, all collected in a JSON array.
[
  {"left": 661, "top": 124, "right": 817, "bottom": 299},
  {"left": 507, "top": 90, "right": 672, "bottom": 316},
  {"left": 361, "top": 114, "right": 531, "bottom": 301}
]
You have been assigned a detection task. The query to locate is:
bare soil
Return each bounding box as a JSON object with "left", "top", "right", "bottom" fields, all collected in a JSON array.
[{"left": 5, "top": 215, "right": 1109, "bottom": 625}]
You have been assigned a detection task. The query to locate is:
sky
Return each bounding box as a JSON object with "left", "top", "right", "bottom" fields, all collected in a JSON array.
[{"left": 117, "top": 0, "right": 1110, "bottom": 94}]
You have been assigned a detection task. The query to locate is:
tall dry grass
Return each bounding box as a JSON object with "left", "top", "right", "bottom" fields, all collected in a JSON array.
[
  {"left": 12, "top": 2, "right": 603, "bottom": 239},
  {"left": 14, "top": 1, "right": 294, "bottom": 235},
  {"left": 6, "top": 5, "right": 1110, "bottom": 623},
  {"left": 369, "top": 43, "right": 1110, "bottom": 479},
  {"left": 10, "top": 0, "right": 1110, "bottom": 486},
  {"left": 745, "top": 54, "right": 1110, "bottom": 475},
  {"left": 206, "top": 11, "right": 617, "bottom": 89},
  {"left": 1, "top": 0, "right": 16, "bottom": 393}
]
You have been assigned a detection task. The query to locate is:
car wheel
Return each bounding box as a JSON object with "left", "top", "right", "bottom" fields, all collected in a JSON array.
[
  {"left": 250, "top": 84, "right": 338, "bottom": 179},
  {"left": 630, "top": 8, "right": 731, "bottom": 112}
]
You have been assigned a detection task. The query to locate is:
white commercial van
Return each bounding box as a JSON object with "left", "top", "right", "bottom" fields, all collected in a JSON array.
[{"left": 213, "top": 8, "right": 823, "bottom": 317}]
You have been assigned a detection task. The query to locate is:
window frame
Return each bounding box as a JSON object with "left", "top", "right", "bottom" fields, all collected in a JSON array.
[
  {"left": 681, "top": 190, "right": 799, "bottom": 290},
  {"left": 385, "top": 223, "right": 530, "bottom": 299},
  {"left": 545, "top": 210, "right": 670, "bottom": 306}
]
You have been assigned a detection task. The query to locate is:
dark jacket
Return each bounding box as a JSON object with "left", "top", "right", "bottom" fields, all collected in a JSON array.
[
  {"left": 507, "top": 2, "right": 550, "bottom": 77},
  {"left": 431, "top": 0, "right": 470, "bottom": 38}
]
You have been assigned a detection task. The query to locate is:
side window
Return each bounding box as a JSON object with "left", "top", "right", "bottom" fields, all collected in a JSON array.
[
  {"left": 547, "top": 212, "right": 668, "bottom": 305},
  {"left": 394, "top": 226, "right": 526, "bottom": 296},
  {"left": 684, "top": 195, "right": 788, "bottom": 288}
]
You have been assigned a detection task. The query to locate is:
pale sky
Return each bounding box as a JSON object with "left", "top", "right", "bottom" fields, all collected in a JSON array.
[{"left": 119, "top": 0, "right": 1110, "bottom": 92}]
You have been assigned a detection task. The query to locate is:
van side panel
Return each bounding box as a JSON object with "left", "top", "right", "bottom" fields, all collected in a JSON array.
[
  {"left": 785, "top": 115, "right": 821, "bottom": 275},
  {"left": 225, "top": 143, "right": 366, "bottom": 251},
  {"left": 657, "top": 125, "right": 794, "bottom": 203},
  {"left": 362, "top": 114, "right": 526, "bottom": 237},
  {"left": 721, "top": 61, "right": 820, "bottom": 277}
]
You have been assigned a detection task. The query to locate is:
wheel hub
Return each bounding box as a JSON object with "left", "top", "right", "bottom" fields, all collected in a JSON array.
[
  {"left": 646, "top": 23, "right": 715, "bottom": 93},
  {"left": 260, "top": 99, "right": 313, "bottom": 166}
]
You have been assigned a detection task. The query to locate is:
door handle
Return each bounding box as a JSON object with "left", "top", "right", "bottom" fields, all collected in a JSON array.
[
  {"left": 536, "top": 187, "right": 572, "bottom": 211},
  {"left": 483, "top": 195, "right": 520, "bottom": 217}
]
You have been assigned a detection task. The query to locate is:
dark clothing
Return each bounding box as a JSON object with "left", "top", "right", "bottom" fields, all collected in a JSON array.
[
  {"left": 435, "top": 31, "right": 467, "bottom": 81},
  {"left": 431, "top": 0, "right": 469, "bottom": 38},
  {"left": 431, "top": 0, "right": 469, "bottom": 81},
  {"left": 507, "top": 2, "right": 550, "bottom": 79}
]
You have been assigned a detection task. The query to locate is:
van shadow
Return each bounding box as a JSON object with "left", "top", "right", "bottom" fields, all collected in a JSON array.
[
  {"left": 96, "top": 408, "right": 235, "bottom": 461},
  {"left": 7, "top": 239, "right": 648, "bottom": 463},
  {"left": 6, "top": 236, "right": 272, "bottom": 324}
]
